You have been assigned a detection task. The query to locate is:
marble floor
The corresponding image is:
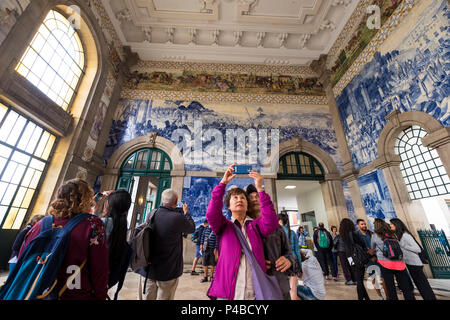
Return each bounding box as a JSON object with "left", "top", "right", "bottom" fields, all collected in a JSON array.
[{"left": 2, "top": 266, "right": 450, "bottom": 300}]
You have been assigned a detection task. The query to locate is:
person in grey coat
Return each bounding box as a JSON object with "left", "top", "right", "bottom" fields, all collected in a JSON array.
[{"left": 390, "top": 218, "right": 436, "bottom": 300}]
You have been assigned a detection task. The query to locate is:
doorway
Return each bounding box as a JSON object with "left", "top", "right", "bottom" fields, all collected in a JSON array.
[
  {"left": 276, "top": 151, "right": 328, "bottom": 244},
  {"left": 116, "top": 148, "right": 172, "bottom": 235}
]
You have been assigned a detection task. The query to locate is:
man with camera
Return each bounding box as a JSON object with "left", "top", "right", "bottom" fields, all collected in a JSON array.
[{"left": 144, "top": 189, "right": 195, "bottom": 300}]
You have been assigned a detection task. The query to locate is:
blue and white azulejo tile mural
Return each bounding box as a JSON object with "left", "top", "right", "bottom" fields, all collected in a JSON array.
[
  {"left": 336, "top": 0, "right": 450, "bottom": 169},
  {"left": 105, "top": 100, "right": 341, "bottom": 172},
  {"left": 358, "top": 170, "right": 397, "bottom": 231}
]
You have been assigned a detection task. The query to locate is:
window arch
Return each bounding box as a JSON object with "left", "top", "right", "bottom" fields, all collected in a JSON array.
[
  {"left": 15, "top": 9, "right": 85, "bottom": 111},
  {"left": 277, "top": 152, "right": 325, "bottom": 180},
  {"left": 395, "top": 125, "right": 450, "bottom": 200}
]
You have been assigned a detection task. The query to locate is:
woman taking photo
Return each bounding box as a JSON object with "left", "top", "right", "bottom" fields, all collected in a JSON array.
[
  {"left": 390, "top": 218, "right": 436, "bottom": 300},
  {"left": 205, "top": 164, "right": 279, "bottom": 300},
  {"left": 372, "top": 218, "right": 415, "bottom": 300}
]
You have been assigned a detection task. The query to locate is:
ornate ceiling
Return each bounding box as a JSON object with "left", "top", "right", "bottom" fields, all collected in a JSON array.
[{"left": 103, "top": 0, "right": 358, "bottom": 66}]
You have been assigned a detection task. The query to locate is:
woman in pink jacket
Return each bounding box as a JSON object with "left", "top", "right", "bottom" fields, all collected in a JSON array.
[{"left": 206, "top": 164, "right": 278, "bottom": 300}]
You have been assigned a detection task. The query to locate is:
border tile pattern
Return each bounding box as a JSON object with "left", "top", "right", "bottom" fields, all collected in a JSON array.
[
  {"left": 134, "top": 60, "right": 318, "bottom": 77},
  {"left": 333, "top": 0, "right": 417, "bottom": 96},
  {"left": 120, "top": 89, "right": 329, "bottom": 105}
]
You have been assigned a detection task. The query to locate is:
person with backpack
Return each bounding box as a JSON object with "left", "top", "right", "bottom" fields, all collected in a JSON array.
[
  {"left": 246, "top": 184, "right": 294, "bottom": 300},
  {"left": 143, "top": 189, "right": 195, "bottom": 300},
  {"left": 390, "top": 218, "right": 436, "bottom": 300},
  {"left": 313, "top": 222, "right": 337, "bottom": 280},
  {"left": 372, "top": 218, "right": 415, "bottom": 300},
  {"left": 339, "top": 218, "right": 371, "bottom": 300},
  {"left": 8, "top": 214, "right": 44, "bottom": 275},
  {"left": 101, "top": 189, "right": 133, "bottom": 300},
  {"left": 2, "top": 179, "right": 109, "bottom": 300},
  {"left": 278, "top": 213, "right": 303, "bottom": 300},
  {"left": 199, "top": 223, "right": 218, "bottom": 283},
  {"left": 191, "top": 220, "right": 207, "bottom": 276}
]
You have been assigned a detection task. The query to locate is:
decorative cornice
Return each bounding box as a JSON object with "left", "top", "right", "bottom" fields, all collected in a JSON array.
[
  {"left": 332, "top": 0, "right": 417, "bottom": 96},
  {"left": 133, "top": 60, "right": 317, "bottom": 77},
  {"left": 120, "top": 89, "right": 329, "bottom": 105}
]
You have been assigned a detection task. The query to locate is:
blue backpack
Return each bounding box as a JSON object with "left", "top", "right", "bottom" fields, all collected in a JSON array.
[{"left": 0, "top": 213, "right": 90, "bottom": 300}]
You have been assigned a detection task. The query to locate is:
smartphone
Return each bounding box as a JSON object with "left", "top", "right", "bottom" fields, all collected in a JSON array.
[{"left": 233, "top": 165, "right": 252, "bottom": 174}]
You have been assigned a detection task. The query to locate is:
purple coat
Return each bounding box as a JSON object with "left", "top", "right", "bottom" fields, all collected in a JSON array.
[{"left": 206, "top": 183, "right": 278, "bottom": 300}]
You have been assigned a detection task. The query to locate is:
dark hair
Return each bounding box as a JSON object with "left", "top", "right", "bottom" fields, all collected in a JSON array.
[
  {"left": 106, "top": 189, "right": 131, "bottom": 269},
  {"left": 48, "top": 179, "right": 93, "bottom": 219},
  {"left": 331, "top": 225, "right": 337, "bottom": 232},
  {"left": 339, "top": 218, "right": 355, "bottom": 241},
  {"left": 278, "top": 213, "right": 291, "bottom": 240},
  {"left": 245, "top": 184, "right": 258, "bottom": 196},
  {"left": 356, "top": 219, "right": 365, "bottom": 224},
  {"left": 374, "top": 218, "right": 394, "bottom": 240},
  {"left": 224, "top": 187, "right": 248, "bottom": 209},
  {"left": 389, "top": 218, "right": 411, "bottom": 241}
]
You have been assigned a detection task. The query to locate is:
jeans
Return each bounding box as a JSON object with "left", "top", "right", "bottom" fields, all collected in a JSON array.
[
  {"left": 331, "top": 251, "right": 338, "bottom": 276},
  {"left": 407, "top": 264, "right": 436, "bottom": 300},
  {"left": 297, "top": 285, "right": 318, "bottom": 300},
  {"left": 379, "top": 265, "right": 415, "bottom": 300}
]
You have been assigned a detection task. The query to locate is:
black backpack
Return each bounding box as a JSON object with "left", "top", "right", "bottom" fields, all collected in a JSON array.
[{"left": 382, "top": 233, "right": 403, "bottom": 260}]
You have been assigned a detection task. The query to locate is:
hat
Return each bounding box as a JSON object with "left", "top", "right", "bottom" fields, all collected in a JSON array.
[{"left": 245, "top": 184, "right": 258, "bottom": 195}]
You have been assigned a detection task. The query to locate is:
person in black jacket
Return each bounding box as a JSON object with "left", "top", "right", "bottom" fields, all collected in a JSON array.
[
  {"left": 8, "top": 214, "right": 44, "bottom": 275},
  {"left": 145, "top": 189, "right": 195, "bottom": 300},
  {"left": 313, "top": 222, "right": 337, "bottom": 280},
  {"left": 339, "top": 218, "right": 371, "bottom": 300}
]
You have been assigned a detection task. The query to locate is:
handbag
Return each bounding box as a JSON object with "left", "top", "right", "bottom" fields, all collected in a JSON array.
[
  {"left": 232, "top": 223, "right": 284, "bottom": 300},
  {"left": 349, "top": 232, "right": 371, "bottom": 268},
  {"left": 412, "top": 236, "right": 428, "bottom": 264}
]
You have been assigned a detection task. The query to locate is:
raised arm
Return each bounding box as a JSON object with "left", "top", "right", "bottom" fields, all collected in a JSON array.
[
  {"left": 207, "top": 164, "right": 237, "bottom": 235},
  {"left": 249, "top": 171, "right": 278, "bottom": 237},
  {"left": 206, "top": 182, "right": 228, "bottom": 235}
]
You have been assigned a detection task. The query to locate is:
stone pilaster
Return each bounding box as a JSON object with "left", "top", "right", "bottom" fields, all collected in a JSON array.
[{"left": 310, "top": 54, "right": 369, "bottom": 222}]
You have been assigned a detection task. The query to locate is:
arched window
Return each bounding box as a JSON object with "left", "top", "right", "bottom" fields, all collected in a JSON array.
[
  {"left": 15, "top": 9, "right": 85, "bottom": 111},
  {"left": 395, "top": 125, "right": 450, "bottom": 200},
  {"left": 278, "top": 152, "right": 325, "bottom": 180},
  {"left": 117, "top": 148, "right": 172, "bottom": 190},
  {"left": 0, "top": 101, "right": 56, "bottom": 230}
]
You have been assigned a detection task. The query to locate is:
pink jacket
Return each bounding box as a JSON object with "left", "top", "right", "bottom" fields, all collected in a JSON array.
[{"left": 206, "top": 182, "right": 278, "bottom": 300}]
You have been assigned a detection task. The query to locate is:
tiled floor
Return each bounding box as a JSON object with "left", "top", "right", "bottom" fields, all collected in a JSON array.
[{"left": 3, "top": 266, "right": 448, "bottom": 300}]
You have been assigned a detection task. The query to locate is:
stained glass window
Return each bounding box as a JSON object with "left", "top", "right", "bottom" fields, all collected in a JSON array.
[
  {"left": 0, "top": 101, "right": 56, "bottom": 230},
  {"left": 395, "top": 125, "right": 450, "bottom": 200},
  {"left": 15, "top": 10, "right": 85, "bottom": 111}
]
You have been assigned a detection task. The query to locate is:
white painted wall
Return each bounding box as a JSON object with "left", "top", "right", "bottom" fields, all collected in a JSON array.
[{"left": 296, "top": 183, "right": 328, "bottom": 230}]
